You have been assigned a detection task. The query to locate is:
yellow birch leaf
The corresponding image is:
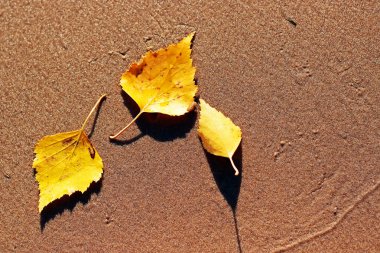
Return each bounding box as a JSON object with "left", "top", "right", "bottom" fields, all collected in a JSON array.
[
  {"left": 33, "top": 95, "right": 106, "bottom": 212},
  {"left": 110, "top": 33, "right": 197, "bottom": 139},
  {"left": 198, "top": 99, "right": 242, "bottom": 176}
]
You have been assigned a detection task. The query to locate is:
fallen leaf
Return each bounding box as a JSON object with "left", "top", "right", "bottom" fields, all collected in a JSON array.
[
  {"left": 198, "top": 99, "right": 242, "bottom": 176},
  {"left": 33, "top": 95, "right": 106, "bottom": 212},
  {"left": 110, "top": 33, "right": 197, "bottom": 139}
]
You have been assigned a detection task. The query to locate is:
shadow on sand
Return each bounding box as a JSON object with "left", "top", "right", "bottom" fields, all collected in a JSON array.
[
  {"left": 110, "top": 91, "right": 197, "bottom": 145},
  {"left": 205, "top": 143, "right": 243, "bottom": 253},
  {"left": 40, "top": 180, "right": 102, "bottom": 231}
]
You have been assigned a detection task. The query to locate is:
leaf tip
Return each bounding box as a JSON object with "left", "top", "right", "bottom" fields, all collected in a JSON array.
[
  {"left": 199, "top": 98, "right": 206, "bottom": 108},
  {"left": 38, "top": 201, "right": 46, "bottom": 213},
  {"left": 182, "top": 32, "right": 196, "bottom": 46}
]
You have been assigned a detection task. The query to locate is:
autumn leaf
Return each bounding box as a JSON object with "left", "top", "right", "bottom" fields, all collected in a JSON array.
[
  {"left": 110, "top": 33, "right": 197, "bottom": 139},
  {"left": 198, "top": 99, "right": 242, "bottom": 176},
  {"left": 33, "top": 95, "right": 106, "bottom": 212}
]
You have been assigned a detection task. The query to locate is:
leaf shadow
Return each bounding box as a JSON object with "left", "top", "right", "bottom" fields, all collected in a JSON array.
[
  {"left": 205, "top": 143, "right": 242, "bottom": 211},
  {"left": 205, "top": 143, "right": 243, "bottom": 253},
  {"left": 40, "top": 179, "right": 102, "bottom": 231},
  {"left": 111, "top": 91, "right": 197, "bottom": 145}
]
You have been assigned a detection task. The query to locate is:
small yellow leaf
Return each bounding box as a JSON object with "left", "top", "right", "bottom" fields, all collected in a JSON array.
[
  {"left": 198, "top": 99, "right": 242, "bottom": 176},
  {"left": 33, "top": 95, "right": 105, "bottom": 212},
  {"left": 110, "top": 33, "right": 197, "bottom": 139}
]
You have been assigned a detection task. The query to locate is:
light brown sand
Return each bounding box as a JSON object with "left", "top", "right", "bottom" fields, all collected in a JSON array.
[{"left": 1, "top": 1, "right": 379, "bottom": 252}]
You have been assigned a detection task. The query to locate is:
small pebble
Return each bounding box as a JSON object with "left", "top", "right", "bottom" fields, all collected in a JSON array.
[
  {"left": 333, "top": 206, "right": 338, "bottom": 215},
  {"left": 143, "top": 36, "right": 152, "bottom": 42},
  {"left": 105, "top": 215, "right": 113, "bottom": 224},
  {"left": 339, "top": 132, "right": 348, "bottom": 139}
]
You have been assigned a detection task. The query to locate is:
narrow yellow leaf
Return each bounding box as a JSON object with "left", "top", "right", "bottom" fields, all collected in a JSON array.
[
  {"left": 33, "top": 95, "right": 106, "bottom": 212},
  {"left": 110, "top": 33, "right": 197, "bottom": 139},
  {"left": 198, "top": 99, "right": 242, "bottom": 176}
]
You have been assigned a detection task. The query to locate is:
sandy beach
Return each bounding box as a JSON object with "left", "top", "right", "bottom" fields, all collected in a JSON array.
[{"left": 1, "top": 1, "right": 379, "bottom": 252}]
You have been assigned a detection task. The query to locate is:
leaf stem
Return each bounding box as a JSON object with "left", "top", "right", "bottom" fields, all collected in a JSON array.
[
  {"left": 229, "top": 156, "right": 239, "bottom": 176},
  {"left": 109, "top": 110, "right": 144, "bottom": 139},
  {"left": 81, "top": 94, "right": 107, "bottom": 131}
]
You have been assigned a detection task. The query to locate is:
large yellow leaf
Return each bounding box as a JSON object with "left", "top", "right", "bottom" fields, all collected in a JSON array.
[
  {"left": 198, "top": 99, "right": 242, "bottom": 176},
  {"left": 110, "top": 33, "right": 197, "bottom": 139},
  {"left": 33, "top": 95, "right": 105, "bottom": 212}
]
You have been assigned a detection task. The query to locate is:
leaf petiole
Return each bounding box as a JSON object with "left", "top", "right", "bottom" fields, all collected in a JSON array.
[
  {"left": 109, "top": 110, "right": 144, "bottom": 139},
  {"left": 81, "top": 94, "right": 107, "bottom": 131},
  {"left": 229, "top": 156, "right": 239, "bottom": 176}
]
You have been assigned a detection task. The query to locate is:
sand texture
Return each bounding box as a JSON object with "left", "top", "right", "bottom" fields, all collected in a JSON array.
[{"left": 1, "top": 1, "right": 379, "bottom": 252}]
